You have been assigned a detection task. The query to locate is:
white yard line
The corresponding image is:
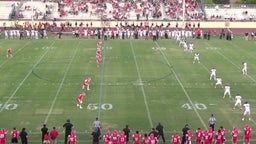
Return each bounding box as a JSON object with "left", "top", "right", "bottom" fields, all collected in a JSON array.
[
  {"left": 129, "top": 41, "right": 153, "bottom": 128},
  {"left": 0, "top": 41, "right": 54, "bottom": 112},
  {"left": 44, "top": 42, "right": 80, "bottom": 124},
  {"left": 155, "top": 41, "right": 208, "bottom": 129}
]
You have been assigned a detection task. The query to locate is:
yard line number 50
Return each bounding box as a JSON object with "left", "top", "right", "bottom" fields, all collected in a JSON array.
[
  {"left": 182, "top": 103, "right": 207, "bottom": 110},
  {"left": 87, "top": 103, "right": 113, "bottom": 110}
]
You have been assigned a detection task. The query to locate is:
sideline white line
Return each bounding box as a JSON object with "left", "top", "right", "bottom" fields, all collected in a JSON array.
[
  {"left": 44, "top": 42, "right": 80, "bottom": 124},
  {"left": 129, "top": 41, "right": 153, "bottom": 128},
  {"left": 154, "top": 41, "right": 208, "bottom": 129},
  {"left": 0, "top": 41, "right": 54, "bottom": 112}
]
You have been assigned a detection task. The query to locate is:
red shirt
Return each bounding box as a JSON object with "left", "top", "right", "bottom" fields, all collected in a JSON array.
[
  {"left": 202, "top": 131, "right": 210, "bottom": 144},
  {"left": 172, "top": 135, "right": 180, "bottom": 144},
  {"left": 148, "top": 135, "right": 157, "bottom": 144},
  {"left": 103, "top": 133, "right": 111, "bottom": 144},
  {"left": 195, "top": 129, "right": 203, "bottom": 143},
  {"left": 83, "top": 78, "right": 91, "bottom": 85},
  {"left": 7, "top": 48, "right": 12, "bottom": 54},
  {"left": 44, "top": 134, "right": 50, "bottom": 140},
  {"left": 119, "top": 134, "right": 126, "bottom": 144},
  {"left": 244, "top": 126, "right": 252, "bottom": 139},
  {"left": 132, "top": 133, "right": 141, "bottom": 144},
  {"left": 142, "top": 136, "right": 149, "bottom": 144},
  {"left": 0, "top": 131, "right": 6, "bottom": 143},
  {"left": 76, "top": 92, "right": 85, "bottom": 101},
  {"left": 231, "top": 128, "right": 238, "bottom": 143},
  {"left": 50, "top": 129, "right": 59, "bottom": 139},
  {"left": 215, "top": 132, "right": 222, "bottom": 144},
  {"left": 11, "top": 130, "right": 18, "bottom": 138},
  {"left": 68, "top": 134, "right": 76, "bottom": 144},
  {"left": 185, "top": 133, "right": 193, "bottom": 144},
  {"left": 111, "top": 133, "right": 119, "bottom": 144}
]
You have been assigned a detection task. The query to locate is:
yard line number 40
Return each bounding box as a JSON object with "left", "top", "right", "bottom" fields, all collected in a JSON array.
[
  {"left": 182, "top": 103, "right": 207, "bottom": 110},
  {"left": 0, "top": 103, "right": 18, "bottom": 110}
]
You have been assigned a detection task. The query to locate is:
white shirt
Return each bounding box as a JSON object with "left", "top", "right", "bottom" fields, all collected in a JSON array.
[
  {"left": 216, "top": 78, "right": 222, "bottom": 83},
  {"left": 211, "top": 68, "right": 216, "bottom": 75},
  {"left": 244, "top": 103, "right": 250, "bottom": 112},
  {"left": 235, "top": 95, "right": 242, "bottom": 102},
  {"left": 224, "top": 85, "right": 230, "bottom": 91},
  {"left": 194, "top": 53, "right": 199, "bottom": 58}
]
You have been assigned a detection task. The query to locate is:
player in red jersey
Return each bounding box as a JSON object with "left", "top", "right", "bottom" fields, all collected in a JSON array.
[
  {"left": 142, "top": 133, "right": 149, "bottom": 144},
  {"left": 215, "top": 130, "right": 223, "bottom": 144},
  {"left": 68, "top": 131, "right": 76, "bottom": 144},
  {"left": 43, "top": 132, "right": 50, "bottom": 144},
  {"left": 103, "top": 131, "right": 111, "bottom": 144},
  {"left": 132, "top": 131, "right": 141, "bottom": 144},
  {"left": 11, "top": 127, "right": 18, "bottom": 144},
  {"left": 82, "top": 77, "right": 91, "bottom": 90},
  {"left": 195, "top": 128, "right": 203, "bottom": 144},
  {"left": 219, "top": 126, "right": 225, "bottom": 143},
  {"left": 96, "top": 48, "right": 102, "bottom": 60},
  {"left": 231, "top": 126, "right": 239, "bottom": 144},
  {"left": 97, "top": 41, "right": 102, "bottom": 48},
  {"left": 171, "top": 133, "right": 180, "bottom": 144},
  {"left": 148, "top": 133, "right": 158, "bottom": 144},
  {"left": 7, "top": 48, "right": 13, "bottom": 58},
  {"left": 0, "top": 128, "right": 7, "bottom": 144},
  {"left": 243, "top": 124, "right": 252, "bottom": 144},
  {"left": 185, "top": 130, "right": 193, "bottom": 144},
  {"left": 208, "top": 127, "right": 214, "bottom": 144},
  {"left": 96, "top": 55, "right": 101, "bottom": 68},
  {"left": 202, "top": 130, "right": 210, "bottom": 144},
  {"left": 111, "top": 130, "right": 119, "bottom": 144},
  {"left": 119, "top": 131, "right": 127, "bottom": 144},
  {"left": 76, "top": 92, "right": 86, "bottom": 109}
]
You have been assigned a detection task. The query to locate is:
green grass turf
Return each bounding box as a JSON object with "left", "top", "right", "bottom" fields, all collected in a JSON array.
[{"left": 0, "top": 34, "right": 256, "bottom": 143}]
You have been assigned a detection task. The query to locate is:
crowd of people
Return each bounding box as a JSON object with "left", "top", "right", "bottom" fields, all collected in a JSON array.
[
  {"left": 14, "top": 0, "right": 204, "bottom": 21},
  {"left": 0, "top": 120, "right": 253, "bottom": 144}
]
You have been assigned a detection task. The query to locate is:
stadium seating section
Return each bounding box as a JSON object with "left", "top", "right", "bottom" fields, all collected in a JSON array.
[{"left": 0, "top": 0, "right": 255, "bottom": 22}]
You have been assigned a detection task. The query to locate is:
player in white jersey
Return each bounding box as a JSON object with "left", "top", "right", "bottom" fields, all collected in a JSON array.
[
  {"left": 242, "top": 62, "right": 247, "bottom": 75},
  {"left": 4, "top": 30, "right": 8, "bottom": 39},
  {"left": 193, "top": 53, "right": 200, "bottom": 63},
  {"left": 188, "top": 43, "right": 194, "bottom": 52},
  {"left": 183, "top": 42, "right": 188, "bottom": 51},
  {"left": 210, "top": 68, "right": 216, "bottom": 80},
  {"left": 233, "top": 94, "right": 242, "bottom": 110},
  {"left": 223, "top": 84, "right": 231, "bottom": 98},
  {"left": 215, "top": 77, "right": 223, "bottom": 88},
  {"left": 242, "top": 101, "right": 251, "bottom": 121}
]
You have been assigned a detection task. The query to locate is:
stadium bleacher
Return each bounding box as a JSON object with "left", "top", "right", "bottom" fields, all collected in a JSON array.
[{"left": 0, "top": 0, "right": 255, "bottom": 22}]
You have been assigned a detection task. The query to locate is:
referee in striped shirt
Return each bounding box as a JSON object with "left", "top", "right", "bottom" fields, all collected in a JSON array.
[{"left": 209, "top": 114, "right": 216, "bottom": 131}]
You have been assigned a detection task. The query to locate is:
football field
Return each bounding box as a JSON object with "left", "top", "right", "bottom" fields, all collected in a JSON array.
[{"left": 0, "top": 34, "right": 256, "bottom": 144}]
